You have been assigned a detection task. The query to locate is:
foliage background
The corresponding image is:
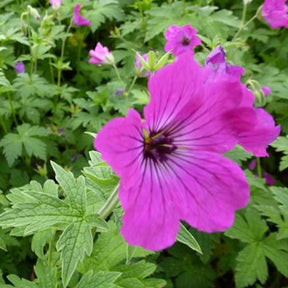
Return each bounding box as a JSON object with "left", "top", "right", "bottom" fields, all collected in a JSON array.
[{"left": 0, "top": 0, "right": 288, "bottom": 287}]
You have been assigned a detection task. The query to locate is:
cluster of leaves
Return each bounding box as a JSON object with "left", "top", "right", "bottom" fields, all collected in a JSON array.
[
  {"left": 0, "top": 151, "right": 165, "bottom": 287},
  {"left": 0, "top": 0, "right": 288, "bottom": 287}
]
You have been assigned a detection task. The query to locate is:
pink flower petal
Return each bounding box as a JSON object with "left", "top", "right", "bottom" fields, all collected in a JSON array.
[
  {"left": 94, "top": 109, "right": 143, "bottom": 189},
  {"left": 165, "top": 150, "right": 250, "bottom": 232},
  {"left": 261, "top": 0, "right": 288, "bottom": 29},
  {"left": 73, "top": 4, "right": 91, "bottom": 26},
  {"left": 236, "top": 108, "right": 281, "bottom": 156}
]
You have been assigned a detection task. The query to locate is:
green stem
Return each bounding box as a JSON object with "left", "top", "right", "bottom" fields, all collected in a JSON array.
[
  {"left": 49, "top": 58, "right": 55, "bottom": 84},
  {"left": 48, "top": 230, "right": 55, "bottom": 265},
  {"left": 126, "top": 75, "right": 138, "bottom": 95},
  {"left": 182, "top": 0, "right": 186, "bottom": 15},
  {"left": 232, "top": 3, "right": 248, "bottom": 41},
  {"left": 57, "top": 19, "right": 73, "bottom": 87},
  {"left": 8, "top": 91, "right": 18, "bottom": 126},
  {"left": 0, "top": 114, "right": 7, "bottom": 133},
  {"left": 112, "top": 63, "right": 123, "bottom": 84},
  {"left": 99, "top": 184, "right": 120, "bottom": 219},
  {"left": 257, "top": 157, "right": 262, "bottom": 178},
  {"left": 26, "top": 14, "right": 34, "bottom": 77},
  {"left": 76, "top": 35, "right": 83, "bottom": 76}
]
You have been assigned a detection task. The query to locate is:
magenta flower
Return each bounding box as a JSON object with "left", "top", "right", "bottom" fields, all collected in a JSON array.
[
  {"left": 89, "top": 42, "right": 114, "bottom": 66},
  {"left": 164, "top": 24, "right": 201, "bottom": 56},
  {"left": 73, "top": 4, "right": 91, "bottom": 26},
  {"left": 263, "top": 171, "right": 275, "bottom": 185},
  {"left": 262, "top": 86, "right": 271, "bottom": 96},
  {"left": 94, "top": 52, "right": 278, "bottom": 250},
  {"left": 261, "top": 0, "right": 288, "bottom": 29},
  {"left": 249, "top": 158, "right": 257, "bottom": 170},
  {"left": 204, "top": 46, "right": 280, "bottom": 157},
  {"left": 204, "top": 45, "right": 244, "bottom": 80},
  {"left": 50, "top": 0, "right": 61, "bottom": 8},
  {"left": 14, "top": 62, "right": 25, "bottom": 74}
]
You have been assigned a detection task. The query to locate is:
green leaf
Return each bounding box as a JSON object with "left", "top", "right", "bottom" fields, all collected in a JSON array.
[
  {"left": 34, "top": 259, "right": 57, "bottom": 288},
  {"left": 56, "top": 221, "right": 93, "bottom": 288},
  {"left": 87, "top": 0, "right": 125, "bottom": 32},
  {"left": 85, "top": 214, "right": 109, "bottom": 232},
  {"left": 0, "top": 229, "right": 7, "bottom": 251},
  {"left": 79, "top": 223, "right": 152, "bottom": 273},
  {"left": 31, "top": 230, "right": 55, "bottom": 259},
  {"left": 0, "top": 180, "right": 81, "bottom": 234},
  {"left": 51, "top": 162, "right": 87, "bottom": 214},
  {"left": 235, "top": 243, "right": 268, "bottom": 288},
  {"left": 0, "top": 69, "right": 13, "bottom": 88},
  {"left": 75, "top": 271, "right": 120, "bottom": 288},
  {"left": 225, "top": 209, "right": 268, "bottom": 243},
  {"left": 263, "top": 234, "right": 288, "bottom": 277},
  {"left": 260, "top": 187, "right": 288, "bottom": 239},
  {"left": 224, "top": 145, "right": 253, "bottom": 165},
  {"left": 13, "top": 74, "right": 53, "bottom": 98},
  {"left": 0, "top": 124, "right": 48, "bottom": 166},
  {"left": 113, "top": 260, "right": 156, "bottom": 280},
  {"left": 144, "top": 2, "right": 192, "bottom": 42},
  {"left": 271, "top": 136, "right": 288, "bottom": 171},
  {"left": 83, "top": 151, "right": 119, "bottom": 198},
  {"left": 176, "top": 223, "right": 202, "bottom": 254},
  {"left": 6, "top": 275, "right": 38, "bottom": 288}
]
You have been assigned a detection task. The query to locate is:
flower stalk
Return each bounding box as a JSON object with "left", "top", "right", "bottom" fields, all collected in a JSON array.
[{"left": 99, "top": 183, "right": 120, "bottom": 219}]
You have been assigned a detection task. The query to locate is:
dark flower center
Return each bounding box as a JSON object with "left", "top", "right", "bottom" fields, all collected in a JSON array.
[
  {"left": 144, "top": 132, "right": 177, "bottom": 162},
  {"left": 182, "top": 37, "right": 191, "bottom": 46}
]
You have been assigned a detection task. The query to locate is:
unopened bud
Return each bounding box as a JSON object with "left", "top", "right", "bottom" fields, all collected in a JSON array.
[{"left": 27, "top": 5, "right": 40, "bottom": 20}]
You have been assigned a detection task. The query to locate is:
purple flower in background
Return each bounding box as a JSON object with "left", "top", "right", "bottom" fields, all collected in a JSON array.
[
  {"left": 204, "top": 45, "right": 244, "bottom": 80},
  {"left": 164, "top": 24, "right": 201, "bottom": 56},
  {"left": 89, "top": 42, "right": 114, "bottom": 65},
  {"left": 70, "top": 153, "right": 82, "bottom": 162},
  {"left": 73, "top": 4, "right": 91, "bottom": 26},
  {"left": 261, "top": 0, "right": 288, "bottom": 29},
  {"left": 135, "top": 52, "right": 148, "bottom": 69},
  {"left": 263, "top": 171, "right": 275, "bottom": 185},
  {"left": 115, "top": 88, "right": 125, "bottom": 97},
  {"left": 262, "top": 86, "right": 271, "bottom": 96},
  {"left": 205, "top": 46, "right": 280, "bottom": 157},
  {"left": 14, "top": 62, "right": 25, "bottom": 74},
  {"left": 249, "top": 158, "right": 257, "bottom": 170},
  {"left": 50, "top": 0, "right": 61, "bottom": 8},
  {"left": 94, "top": 53, "right": 257, "bottom": 250}
]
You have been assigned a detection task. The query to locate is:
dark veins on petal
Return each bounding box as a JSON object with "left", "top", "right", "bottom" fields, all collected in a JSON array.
[{"left": 144, "top": 131, "right": 177, "bottom": 162}]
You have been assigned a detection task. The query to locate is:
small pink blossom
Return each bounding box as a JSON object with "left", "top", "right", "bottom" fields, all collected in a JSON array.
[
  {"left": 261, "top": 0, "right": 288, "bottom": 29},
  {"left": 164, "top": 24, "right": 201, "bottom": 56},
  {"left": 249, "top": 158, "right": 257, "bottom": 170},
  {"left": 50, "top": 0, "right": 61, "bottom": 8},
  {"left": 262, "top": 86, "right": 271, "bottom": 96},
  {"left": 73, "top": 4, "right": 91, "bottom": 26},
  {"left": 89, "top": 42, "right": 114, "bottom": 66},
  {"left": 263, "top": 171, "right": 275, "bottom": 185},
  {"left": 14, "top": 62, "right": 25, "bottom": 74}
]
